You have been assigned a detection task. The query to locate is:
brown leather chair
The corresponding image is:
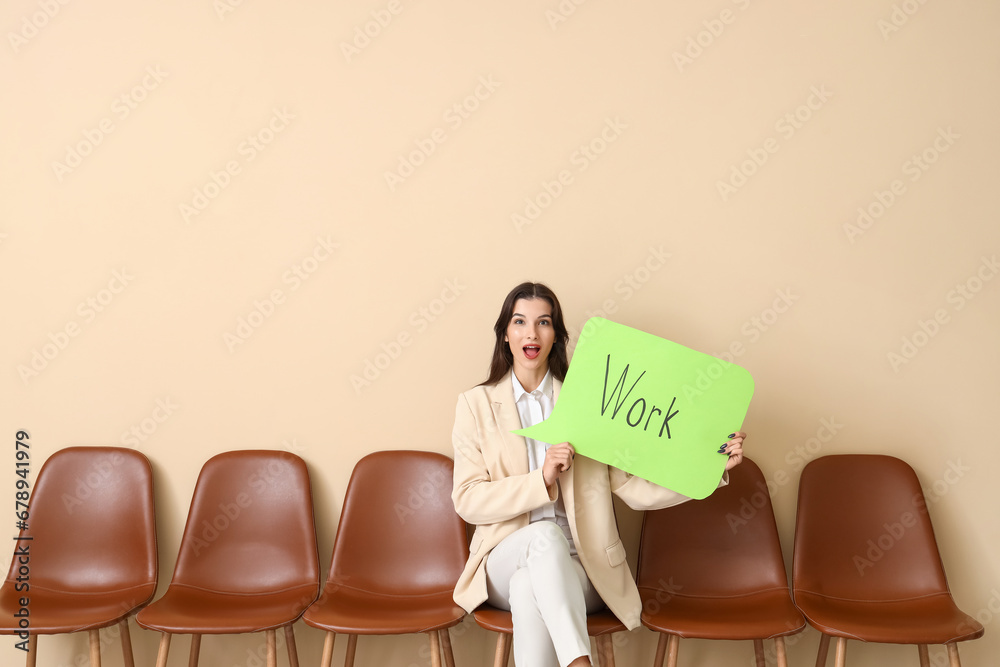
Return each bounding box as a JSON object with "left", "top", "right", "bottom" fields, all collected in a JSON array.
[
  {"left": 637, "top": 457, "right": 805, "bottom": 667},
  {"left": 302, "top": 450, "right": 467, "bottom": 667},
  {"left": 0, "top": 446, "right": 157, "bottom": 667},
  {"left": 473, "top": 605, "right": 625, "bottom": 667},
  {"left": 792, "top": 455, "right": 984, "bottom": 667},
  {"left": 137, "top": 450, "right": 320, "bottom": 667}
]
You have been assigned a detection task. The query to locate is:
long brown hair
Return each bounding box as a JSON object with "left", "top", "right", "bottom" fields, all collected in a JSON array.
[{"left": 479, "top": 282, "right": 570, "bottom": 386}]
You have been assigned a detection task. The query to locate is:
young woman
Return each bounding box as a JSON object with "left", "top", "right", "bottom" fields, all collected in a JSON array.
[{"left": 451, "top": 282, "right": 746, "bottom": 667}]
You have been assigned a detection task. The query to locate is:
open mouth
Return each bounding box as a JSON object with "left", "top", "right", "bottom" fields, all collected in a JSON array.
[{"left": 523, "top": 345, "right": 540, "bottom": 360}]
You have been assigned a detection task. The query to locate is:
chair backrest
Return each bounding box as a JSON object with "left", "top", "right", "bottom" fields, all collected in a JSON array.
[
  {"left": 636, "top": 458, "right": 790, "bottom": 597},
  {"left": 170, "top": 450, "right": 319, "bottom": 595},
  {"left": 326, "top": 450, "right": 467, "bottom": 595},
  {"left": 4, "top": 446, "right": 157, "bottom": 600},
  {"left": 793, "top": 455, "right": 950, "bottom": 601}
]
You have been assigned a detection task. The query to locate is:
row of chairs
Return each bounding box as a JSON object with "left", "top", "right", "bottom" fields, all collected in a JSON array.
[
  {"left": 634, "top": 455, "right": 984, "bottom": 667},
  {"left": 0, "top": 448, "right": 984, "bottom": 667},
  {"left": 0, "top": 448, "right": 465, "bottom": 667}
]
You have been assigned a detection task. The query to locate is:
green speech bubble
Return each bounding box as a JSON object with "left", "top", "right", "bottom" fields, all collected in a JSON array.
[{"left": 514, "top": 317, "right": 754, "bottom": 499}]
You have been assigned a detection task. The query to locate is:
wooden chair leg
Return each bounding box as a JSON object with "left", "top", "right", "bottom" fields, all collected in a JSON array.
[
  {"left": 918, "top": 644, "right": 930, "bottom": 667},
  {"left": 816, "top": 633, "right": 830, "bottom": 667},
  {"left": 429, "top": 630, "right": 442, "bottom": 667},
  {"left": 775, "top": 636, "right": 788, "bottom": 667},
  {"left": 284, "top": 625, "right": 300, "bottom": 667},
  {"left": 833, "top": 637, "right": 847, "bottom": 667},
  {"left": 439, "top": 628, "right": 455, "bottom": 667},
  {"left": 88, "top": 629, "right": 102, "bottom": 667},
  {"left": 947, "top": 642, "right": 962, "bottom": 667},
  {"left": 188, "top": 634, "right": 201, "bottom": 667},
  {"left": 344, "top": 634, "right": 358, "bottom": 667},
  {"left": 493, "top": 633, "right": 509, "bottom": 667},
  {"left": 753, "top": 638, "right": 766, "bottom": 667},
  {"left": 266, "top": 629, "right": 277, "bottom": 667},
  {"left": 665, "top": 634, "right": 680, "bottom": 667},
  {"left": 26, "top": 634, "right": 37, "bottom": 667},
  {"left": 154, "top": 633, "right": 171, "bottom": 667},
  {"left": 596, "top": 635, "right": 616, "bottom": 667},
  {"left": 119, "top": 619, "right": 136, "bottom": 667},
  {"left": 502, "top": 632, "right": 512, "bottom": 667},
  {"left": 653, "top": 633, "right": 668, "bottom": 667},
  {"left": 320, "top": 632, "right": 336, "bottom": 667}
]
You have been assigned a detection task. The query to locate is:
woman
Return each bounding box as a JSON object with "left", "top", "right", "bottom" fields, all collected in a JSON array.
[{"left": 451, "top": 282, "right": 745, "bottom": 667}]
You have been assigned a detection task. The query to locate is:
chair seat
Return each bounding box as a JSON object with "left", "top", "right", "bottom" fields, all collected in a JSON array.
[
  {"left": 302, "top": 582, "right": 465, "bottom": 635},
  {"left": 474, "top": 605, "right": 625, "bottom": 637},
  {"left": 793, "top": 591, "right": 985, "bottom": 645},
  {"left": 0, "top": 583, "right": 156, "bottom": 634},
  {"left": 640, "top": 589, "right": 805, "bottom": 640},
  {"left": 136, "top": 583, "right": 318, "bottom": 634}
]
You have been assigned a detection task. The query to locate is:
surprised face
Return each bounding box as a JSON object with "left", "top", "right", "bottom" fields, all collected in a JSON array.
[{"left": 504, "top": 298, "right": 555, "bottom": 383}]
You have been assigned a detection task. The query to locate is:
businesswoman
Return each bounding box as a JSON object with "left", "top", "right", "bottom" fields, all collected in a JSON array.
[{"left": 451, "top": 282, "right": 746, "bottom": 667}]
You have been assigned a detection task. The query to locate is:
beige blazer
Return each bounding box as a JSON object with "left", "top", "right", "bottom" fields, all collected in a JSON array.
[{"left": 451, "top": 372, "right": 725, "bottom": 630}]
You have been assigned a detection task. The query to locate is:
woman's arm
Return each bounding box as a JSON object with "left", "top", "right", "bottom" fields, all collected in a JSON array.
[
  {"left": 610, "top": 432, "right": 746, "bottom": 510},
  {"left": 450, "top": 392, "right": 556, "bottom": 525},
  {"left": 609, "top": 467, "right": 698, "bottom": 511}
]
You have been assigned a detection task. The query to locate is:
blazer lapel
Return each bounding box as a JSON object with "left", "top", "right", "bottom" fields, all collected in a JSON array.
[
  {"left": 487, "top": 373, "right": 566, "bottom": 480},
  {"left": 549, "top": 377, "right": 578, "bottom": 523},
  {"left": 487, "top": 374, "right": 530, "bottom": 476}
]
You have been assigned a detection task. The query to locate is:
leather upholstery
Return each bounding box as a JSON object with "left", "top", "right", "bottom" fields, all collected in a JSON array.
[
  {"left": 137, "top": 450, "right": 320, "bottom": 634},
  {"left": 473, "top": 605, "right": 625, "bottom": 637},
  {"left": 0, "top": 446, "right": 157, "bottom": 634},
  {"left": 636, "top": 458, "right": 804, "bottom": 644},
  {"left": 303, "top": 450, "right": 467, "bottom": 635},
  {"left": 792, "top": 454, "right": 984, "bottom": 645}
]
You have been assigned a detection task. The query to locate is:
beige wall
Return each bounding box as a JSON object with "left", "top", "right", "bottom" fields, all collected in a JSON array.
[{"left": 3, "top": 0, "right": 998, "bottom": 665}]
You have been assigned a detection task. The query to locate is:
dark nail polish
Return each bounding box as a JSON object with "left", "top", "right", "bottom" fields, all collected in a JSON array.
[
  {"left": 718, "top": 446, "right": 727, "bottom": 453},
  {"left": 728, "top": 433, "right": 736, "bottom": 439}
]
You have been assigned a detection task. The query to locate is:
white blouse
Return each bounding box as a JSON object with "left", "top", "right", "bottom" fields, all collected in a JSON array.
[{"left": 511, "top": 370, "right": 576, "bottom": 555}]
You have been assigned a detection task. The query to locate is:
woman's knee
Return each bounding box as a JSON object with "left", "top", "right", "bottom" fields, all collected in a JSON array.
[
  {"left": 523, "top": 522, "right": 571, "bottom": 559},
  {"left": 508, "top": 567, "right": 535, "bottom": 609}
]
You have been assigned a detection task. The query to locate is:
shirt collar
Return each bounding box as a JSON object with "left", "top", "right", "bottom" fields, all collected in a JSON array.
[{"left": 512, "top": 369, "right": 553, "bottom": 402}]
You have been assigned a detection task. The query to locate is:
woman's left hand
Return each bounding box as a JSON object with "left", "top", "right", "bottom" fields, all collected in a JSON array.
[{"left": 721, "top": 431, "right": 746, "bottom": 471}]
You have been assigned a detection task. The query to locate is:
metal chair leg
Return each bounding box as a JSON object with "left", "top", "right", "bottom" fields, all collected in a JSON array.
[
  {"left": 947, "top": 642, "right": 962, "bottom": 667},
  {"left": 753, "top": 638, "right": 766, "bottom": 667}
]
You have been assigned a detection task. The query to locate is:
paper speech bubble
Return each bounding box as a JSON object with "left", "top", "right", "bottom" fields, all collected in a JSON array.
[{"left": 514, "top": 317, "right": 754, "bottom": 499}]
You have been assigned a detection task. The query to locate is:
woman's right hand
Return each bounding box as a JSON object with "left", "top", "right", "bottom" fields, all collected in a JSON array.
[{"left": 542, "top": 442, "right": 575, "bottom": 487}]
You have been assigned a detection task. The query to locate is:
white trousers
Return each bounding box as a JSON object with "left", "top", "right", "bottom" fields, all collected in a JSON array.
[{"left": 485, "top": 521, "right": 605, "bottom": 667}]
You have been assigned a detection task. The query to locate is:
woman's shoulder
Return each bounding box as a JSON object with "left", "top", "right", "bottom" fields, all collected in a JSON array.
[
  {"left": 457, "top": 384, "right": 486, "bottom": 402},
  {"left": 458, "top": 372, "right": 511, "bottom": 400},
  {"left": 458, "top": 381, "right": 500, "bottom": 405}
]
